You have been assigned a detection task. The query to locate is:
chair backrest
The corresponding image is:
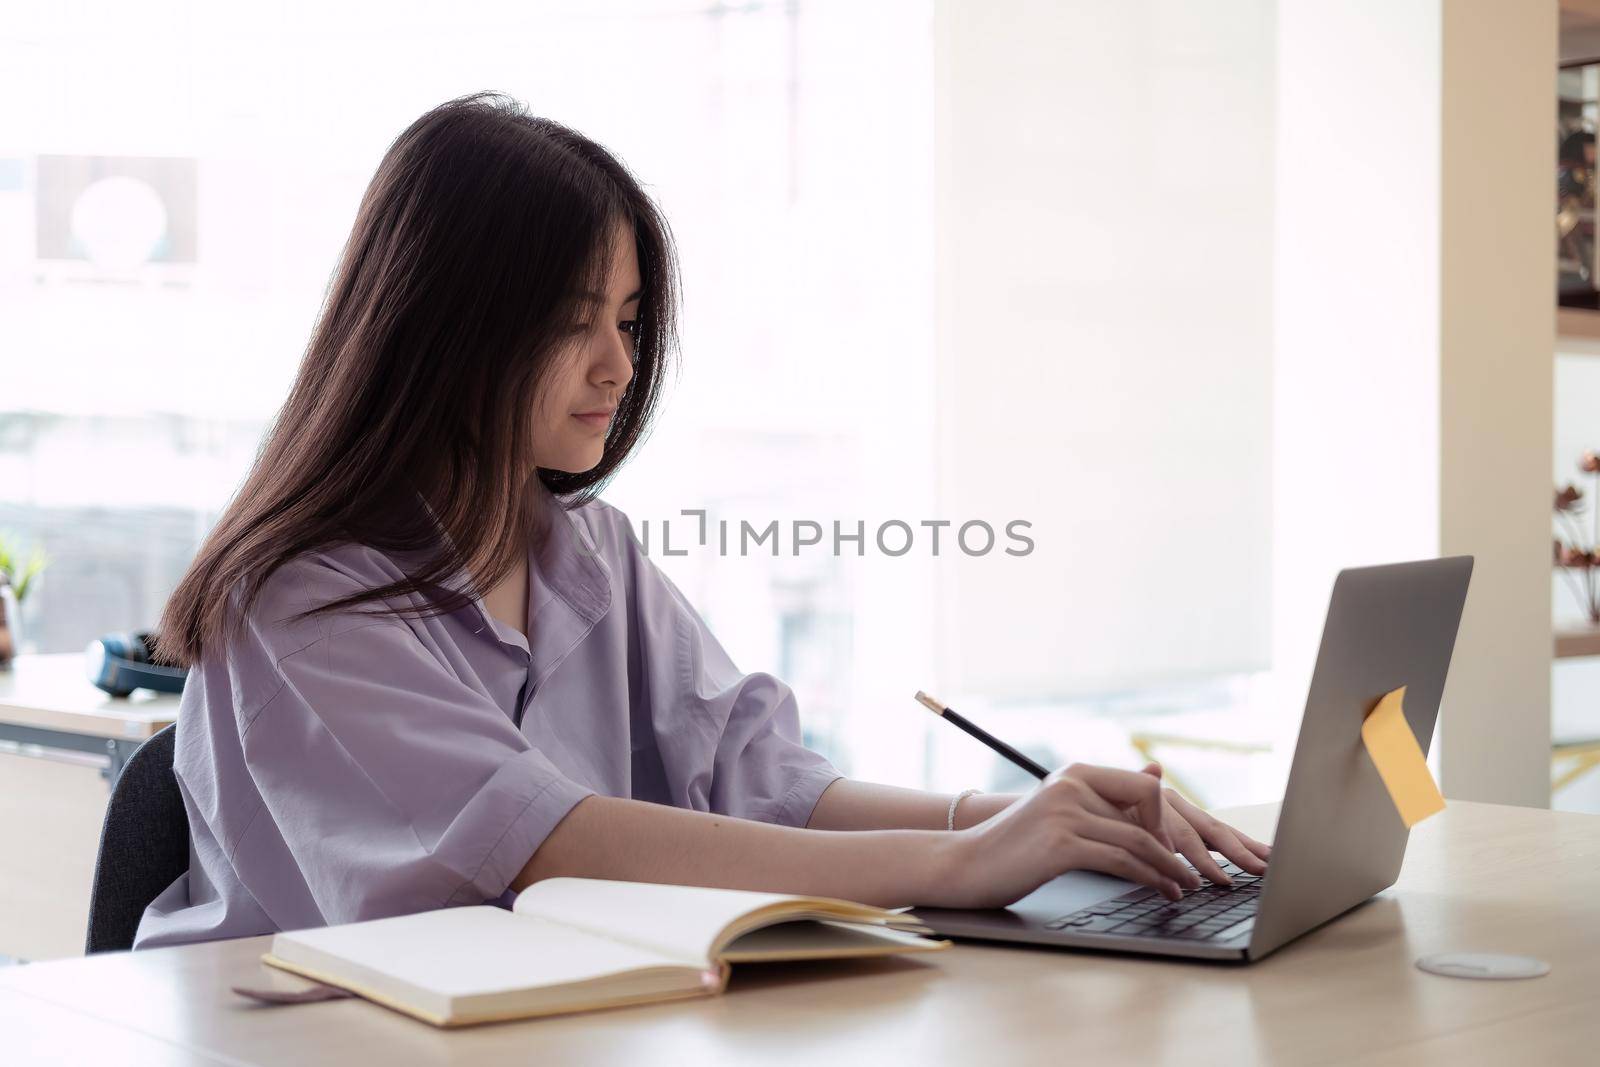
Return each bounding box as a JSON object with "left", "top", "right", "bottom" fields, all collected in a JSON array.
[{"left": 84, "top": 723, "right": 189, "bottom": 953}]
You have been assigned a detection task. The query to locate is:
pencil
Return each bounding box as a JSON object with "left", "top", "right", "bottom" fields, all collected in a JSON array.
[{"left": 914, "top": 690, "right": 1051, "bottom": 780}]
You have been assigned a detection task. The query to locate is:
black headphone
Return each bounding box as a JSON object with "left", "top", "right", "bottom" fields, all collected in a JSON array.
[{"left": 85, "top": 631, "right": 188, "bottom": 697}]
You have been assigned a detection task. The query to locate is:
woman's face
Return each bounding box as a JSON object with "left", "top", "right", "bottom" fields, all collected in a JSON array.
[{"left": 532, "top": 225, "right": 641, "bottom": 474}]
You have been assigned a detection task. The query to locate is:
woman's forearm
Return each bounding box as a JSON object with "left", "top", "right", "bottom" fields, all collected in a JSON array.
[
  {"left": 806, "top": 778, "right": 1022, "bottom": 831},
  {"left": 511, "top": 767, "right": 1241, "bottom": 912},
  {"left": 510, "top": 793, "right": 963, "bottom": 908}
]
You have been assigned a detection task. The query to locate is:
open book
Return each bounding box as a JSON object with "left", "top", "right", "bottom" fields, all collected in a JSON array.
[{"left": 261, "top": 878, "right": 950, "bottom": 1027}]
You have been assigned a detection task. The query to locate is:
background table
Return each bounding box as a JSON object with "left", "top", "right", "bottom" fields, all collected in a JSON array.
[
  {"left": 0, "top": 652, "right": 180, "bottom": 784},
  {"left": 1, "top": 800, "right": 1595, "bottom": 1065}
]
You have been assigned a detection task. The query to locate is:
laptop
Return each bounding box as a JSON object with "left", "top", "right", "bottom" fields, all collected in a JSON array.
[{"left": 911, "top": 556, "right": 1474, "bottom": 963}]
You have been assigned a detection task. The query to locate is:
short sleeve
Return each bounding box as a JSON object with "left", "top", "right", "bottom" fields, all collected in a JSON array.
[
  {"left": 237, "top": 616, "right": 595, "bottom": 923},
  {"left": 603, "top": 506, "right": 844, "bottom": 828}
]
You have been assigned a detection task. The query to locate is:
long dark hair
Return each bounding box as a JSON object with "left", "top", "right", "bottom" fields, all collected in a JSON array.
[{"left": 156, "top": 91, "right": 678, "bottom": 666}]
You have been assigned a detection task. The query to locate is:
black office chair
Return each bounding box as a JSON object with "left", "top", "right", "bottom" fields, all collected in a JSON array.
[{"left": 84, "top": 723, "right": 190, "bottom": 954}]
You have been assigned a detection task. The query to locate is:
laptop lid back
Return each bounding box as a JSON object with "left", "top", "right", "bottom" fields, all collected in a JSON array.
[{"left": 1247, "top": 556, "right": 1473, "bottom": 959}]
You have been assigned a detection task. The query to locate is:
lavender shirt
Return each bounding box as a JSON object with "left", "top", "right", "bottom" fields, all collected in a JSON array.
[{"left": 133, "top": 498, "right": 843, "bottom": 949}]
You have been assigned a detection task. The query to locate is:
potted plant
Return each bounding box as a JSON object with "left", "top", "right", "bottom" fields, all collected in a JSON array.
[
  {"left": 1554, "top": 450, "right": 1600, "bottom": 627},
  {"left": 0, "top": 533, "right": 47, "bottom": 669}
]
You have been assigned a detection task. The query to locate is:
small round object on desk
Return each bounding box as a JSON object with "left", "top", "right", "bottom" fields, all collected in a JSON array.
[{"left": 1415, "top": 953, "right": 1550, "bottom": 980}]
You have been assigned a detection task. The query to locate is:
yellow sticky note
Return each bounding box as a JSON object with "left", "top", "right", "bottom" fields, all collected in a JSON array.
[{"left": 1361, "top": 685, "right": 1445, "bottom": 828}]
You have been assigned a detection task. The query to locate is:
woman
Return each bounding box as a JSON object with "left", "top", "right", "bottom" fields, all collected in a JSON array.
[{"left": 134, "top": 92, "right": 1268, "bottom": 949}]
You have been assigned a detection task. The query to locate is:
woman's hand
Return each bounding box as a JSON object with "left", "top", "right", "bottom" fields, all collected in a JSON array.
[
  {"left": 1137, "top": 761, "right": 1272, "bottom": 884},
  {"left": 932, "top": 763, "right": 1205, "bottom": 910}
]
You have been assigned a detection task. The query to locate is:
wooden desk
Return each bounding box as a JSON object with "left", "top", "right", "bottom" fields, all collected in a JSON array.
[
  {"left": 0, "top": 801, "right": 1595, "bottom": 1065},
  {"left": 0, "top": 653, "right": 179, "bottom": 783}
]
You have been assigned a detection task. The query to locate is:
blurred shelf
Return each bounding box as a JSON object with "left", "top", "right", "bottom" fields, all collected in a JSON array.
[
  {"left": 1557, "top": 307, "right": 1600, "bottom": 348},
  {"left": 1555, "top": 625, "right": 1600, "bottom": 658}
]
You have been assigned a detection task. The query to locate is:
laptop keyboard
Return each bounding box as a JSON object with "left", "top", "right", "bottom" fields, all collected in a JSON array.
[{"left": 1044, "top": 860, "right": 1262, "bottom": 943}]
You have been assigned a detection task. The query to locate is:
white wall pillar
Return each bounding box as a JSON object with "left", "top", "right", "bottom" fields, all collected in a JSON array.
[{"left": 1437, "top": 0, "right": 1556, "bottom": 805}]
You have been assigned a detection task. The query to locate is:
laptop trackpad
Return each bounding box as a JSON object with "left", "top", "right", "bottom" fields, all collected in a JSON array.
[{"left": 1007, "top": 870, "right": 1143, "bottom": 924}]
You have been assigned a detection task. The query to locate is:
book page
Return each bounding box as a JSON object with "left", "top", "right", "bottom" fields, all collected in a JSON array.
[
  {"left": 271, "top": 906, "right": 688, "bottom": 1002},
  {"left": 512, "top": 878, "right": 917, "bottom": 964},
  {"left": 720, "top": 920, "right": 950, "bottom": 963}
]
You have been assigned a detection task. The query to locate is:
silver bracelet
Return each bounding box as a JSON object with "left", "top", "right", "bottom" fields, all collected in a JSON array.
[{"left": 947, "top": 788, "right": 983, "bottom": 831}]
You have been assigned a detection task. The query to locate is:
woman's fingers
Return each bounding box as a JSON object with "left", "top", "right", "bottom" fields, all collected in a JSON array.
[
  {"left": 1235, "top": 828, "right": 1274, "bottom": 862},
  {"left": 1146, "top": 782, "right": 1234, "bottom": 884},
  {"left": 1166, "top": 813, "right": 1233, "bottom": 885},
  {"left": 1069, "top": 784, "right": 1213, "bottom": 888},
  {"left": 1133, "top": 760, "right": 1231, "bottom": 881},
  {"left": 1164, "top": 790, "right": 1268, "bottom": 875},
  {"left": 1064, "top": 764, "right": 1171, "bottom": 849},
  {"left": 1079, "top": 812, "right": 1200, "bottom": 891},
  {"left": 1064, "top": 773, "right": 1156, "bottom": 826},
  {"left": 1139, "top": 761, "right": 1273, "bottom": 871},
  {"left": 1071, "top": 839, "right": 1185, "bottom": 901}
]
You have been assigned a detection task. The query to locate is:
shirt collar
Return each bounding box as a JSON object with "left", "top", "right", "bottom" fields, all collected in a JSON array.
[
  {"left": 411, "top": 487, "right": 613, "bottom": 631},
  {"left": 530, "top": 499, "right": 614, "bottom": 626}
]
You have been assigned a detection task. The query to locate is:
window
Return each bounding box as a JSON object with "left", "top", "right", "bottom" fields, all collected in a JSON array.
[{"left": 1, "top": 1, "right": 937, "bottom": 779}]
